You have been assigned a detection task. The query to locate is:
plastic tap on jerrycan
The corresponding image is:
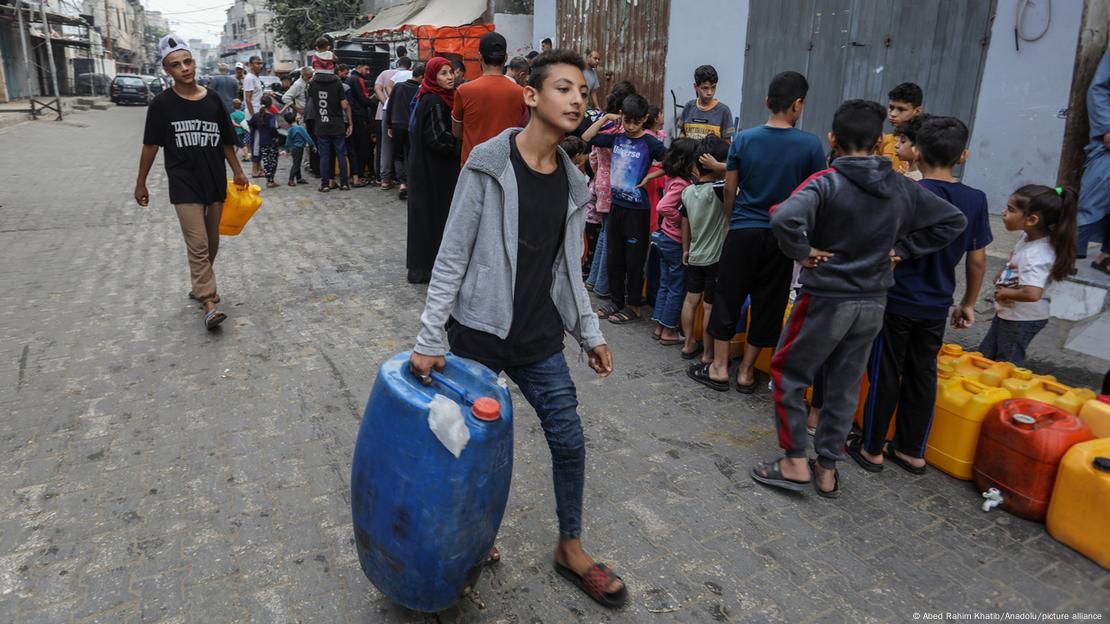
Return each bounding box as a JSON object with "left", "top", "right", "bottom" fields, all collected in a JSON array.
[
  {"left": 1046, "top": 438, "right": 1110, "bottom": 569},
  {"left": 972, "top": 399, "right": 1093, "bottom": 521},
  {"left": 1002, "top": 375, "right": 1095, "bottom": 415},
  {"left": 219, "top": 180, "right": 263, "bottom": 236},
  {"left": 924, "top": 371, "right": 1011, "bottom": 480},
  {"left": 350, "top": 352, "right": 513, "bottom": 612}
]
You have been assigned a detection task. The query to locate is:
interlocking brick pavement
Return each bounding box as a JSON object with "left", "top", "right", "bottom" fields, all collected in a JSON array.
[{"left": 0, "top": 106, "right": 1107, "bottom": 623}]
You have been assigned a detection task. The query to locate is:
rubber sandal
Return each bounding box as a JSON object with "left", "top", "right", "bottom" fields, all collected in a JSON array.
[
  {"left": 687, "top": 362, "right": 729, "bottom": 392},
  {"left": 485, "top": 546, "right": 500, "bottom": 567},
  {"left": 204, "top": 308, "right": 227, "bottom": 330},
  {"left": 659, "top": 337, "right": 683, "bottom": 346},
  {"left": 680, "top": 344, "right": 703, "bottom": 360},
  {"left": 608, "top": 308, "right": 641, "bottom": 324},
  {"left": 1092, "top": 257, "right": 1110, "bottom": 276},
  {"left": 809, "top": 459, "right": 842, "bottom": 499},
  {"left": 750, "top": 459, "right": 811, "bottom": 492},
  {"left": 884, "top": 444, "right": 927, "bottom": 475},
  {"left": 597, "top": 303, "right": 621, "bottom": 320},
  {"left": 651, "top": 332, "right": 661, "bottom": 341},
  {"left": 553, "top": 561, "right": 629, "bottom": 609},
  {"left": 339, "top": 185, "right": 350, "bottom": 191},
  {"left": 317, "top": 186, "right": 330, "bottom": 193},
  {"left": 735, "top": 376, "right": 756, "bottom": 395},
  {"left": 846, "top": 437, "right": 884, "bottom": 473},
  {"left": 351, "top": 180, "right": 369, "bottom": 188}
]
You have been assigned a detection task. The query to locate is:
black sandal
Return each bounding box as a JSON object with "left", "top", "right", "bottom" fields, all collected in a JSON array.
[
  {"left": 809, "top": 459, "right": 841, "bottom": 499},
  {"left": 554, "top": 561, "right": 629, "bottom": 609},
  {"left": 750, "top": 459, "right": 811, "bottom": 492},
  {"left": 597, "top": 302, "right": 621, "bottom": 320},
  {"left": 846, "top": 436, "right": 884, "bottom": 473},
  {"left": 680, "top": 344, "right": 703, "bottom": 360},
  {"left": 608, "top": 307, "right": 641, "bottom": 324},
  {"left": 1092, "top": 257, "right": 1110, "bottom": 276},
  {"left": 884, "top": 444, "right": 927, "bottom": 475},
  {"left": 687, "top": 362, "right": 729, "bottom": 392},
  {"left": 204, "top": 308, "right": 227, "bottom": 330}
]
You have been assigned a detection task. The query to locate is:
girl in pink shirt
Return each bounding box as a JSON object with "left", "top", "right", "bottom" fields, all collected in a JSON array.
[{"left": 651, "top": 138, "right": 698, "bottom": 343}]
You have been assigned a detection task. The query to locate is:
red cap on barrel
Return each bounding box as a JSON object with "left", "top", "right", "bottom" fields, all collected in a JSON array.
[{"left": 472, "top": 397, "right": 501, "bottom": 421}]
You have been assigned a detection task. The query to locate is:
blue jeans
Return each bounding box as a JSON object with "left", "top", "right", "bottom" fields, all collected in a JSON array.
[
  {"left": 586, "top": 215, "right": 610, "bottom": 297},
  {"left": 978, "top": 315, "right": 1047, "bottom": 368},
  {"left": 1078, "top": 215, "right": 1109, "bottom": 258},
  {"left": 318, "top": 134, "right": 348, "bottom": 186},
  {"left": 496, "top": 352, "right": 585, "bottom": 539},
  {"left": 651, "top": 231, "right": 685, "bottom": 329}
]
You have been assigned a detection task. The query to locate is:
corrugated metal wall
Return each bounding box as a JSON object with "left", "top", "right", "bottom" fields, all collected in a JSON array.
[
  {"left": 555, "top": 0, "right": 670, "bottom": 109},
  {"left": 740, "top": 0, "right": 997, "bottom": 144}
]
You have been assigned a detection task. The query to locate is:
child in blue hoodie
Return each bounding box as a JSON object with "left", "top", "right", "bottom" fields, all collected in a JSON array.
[
  {"left": 283, "top": 111, "right": 314, "bottom": 186},
  {"left": 752, "top": 99, "right": 966, "bottom": 498}
]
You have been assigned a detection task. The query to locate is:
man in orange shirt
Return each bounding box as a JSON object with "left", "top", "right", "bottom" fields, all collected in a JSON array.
[{"left": 452, "top": 32, "right": 529, "bottom": 166}]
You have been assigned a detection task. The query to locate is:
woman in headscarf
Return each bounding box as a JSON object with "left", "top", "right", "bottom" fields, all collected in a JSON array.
[{"left": 406, "top": 56, "right": 461, "bottom": 284}]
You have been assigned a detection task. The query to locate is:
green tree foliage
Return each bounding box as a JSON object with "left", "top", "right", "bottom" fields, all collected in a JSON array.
[{"left": 266, "top": 0, "right": 365, "bottom": 53}]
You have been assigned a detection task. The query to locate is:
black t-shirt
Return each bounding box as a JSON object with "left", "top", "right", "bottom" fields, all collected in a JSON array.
[
  {"left": 449, "top": 135, "right": 569, "bottom": 371},
  {"left": 309, "top": 79, "right": 346, "bottom": 136},
  {"left": 142, "top": 88, "right": 237, "bottom": 205}
]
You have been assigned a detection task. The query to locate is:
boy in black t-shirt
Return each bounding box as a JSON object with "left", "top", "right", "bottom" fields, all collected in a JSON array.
[
  {"left": 410, "top": 50, "right": 627, "bottom": 610},
  {"left": 134, "top": 35, "right": 248, "bottom": 331}
]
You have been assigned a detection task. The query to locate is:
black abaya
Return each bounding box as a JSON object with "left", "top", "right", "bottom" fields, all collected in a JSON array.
[{"left": 406, "top": 93, "right": 460, "bottom": 283}]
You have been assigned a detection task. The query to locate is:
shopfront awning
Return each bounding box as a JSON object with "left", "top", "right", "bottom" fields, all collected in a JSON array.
[{"left": 343, "top": 0, "right": 485, "bottom": 37}]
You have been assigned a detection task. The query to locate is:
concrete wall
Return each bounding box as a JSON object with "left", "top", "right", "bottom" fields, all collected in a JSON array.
[
  {"left": 963, "top": 0, "right": 1084, "bottom": 212},
  {"left": 532, "top": 0, "right": 555, "bottom": 50},
  {"left": 493, "top": 13, "right": 534, "bottom": 57},
  {"left": 661, "top": 0, "right": 749, "bottom": 139}
]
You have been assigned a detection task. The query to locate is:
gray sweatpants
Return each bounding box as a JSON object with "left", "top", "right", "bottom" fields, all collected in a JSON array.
[
  {"left": 770, "top": 294, "right": 886, "bottom": 468},
  {"left": 379, "top": 116, "right": 394, "bottom": 181}
]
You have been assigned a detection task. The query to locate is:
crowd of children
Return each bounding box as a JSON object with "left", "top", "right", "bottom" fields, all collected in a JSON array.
[{"left": 570, "top": 65, "right": 1080, "bottom": 496}]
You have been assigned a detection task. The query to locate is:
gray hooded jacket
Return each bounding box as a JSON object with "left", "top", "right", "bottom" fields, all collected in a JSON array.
[
  {"left": 771, "top": 156, "right": 967, "bottom": 299},
  {"left": 414, "top": 128, "right": 606, "bottom": 357}
]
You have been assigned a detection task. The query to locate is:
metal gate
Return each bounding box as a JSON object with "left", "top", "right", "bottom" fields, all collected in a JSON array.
[
  {"left": 740, "top": 0, "right": 997, "bottom": 144},
  {"left": 556, "top": 0, "right": 670, "bottom": 109}
]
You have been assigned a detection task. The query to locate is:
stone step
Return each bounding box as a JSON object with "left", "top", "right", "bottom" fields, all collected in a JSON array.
[
  {"left": 89, "top": 103, "right": 110, "bottom": 111},
  {"left": 70, "top": 104, "right": 90, "bottom": 111},
  {"left": 75, "top": 97, "right": 98, "bottom": 106}
]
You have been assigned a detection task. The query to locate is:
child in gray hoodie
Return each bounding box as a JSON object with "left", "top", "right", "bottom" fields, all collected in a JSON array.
[{"left": 751, "top": 99, "right": 967, "bottom": 498}]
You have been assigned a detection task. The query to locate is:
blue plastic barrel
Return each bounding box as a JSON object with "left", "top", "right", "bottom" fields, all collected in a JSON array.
[{"left": 351, "top": 352, "right": 514, "bottom": 612}]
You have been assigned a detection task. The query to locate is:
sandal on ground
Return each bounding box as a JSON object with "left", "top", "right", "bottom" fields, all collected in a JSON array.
[
  {"left": 750, "top": 459, "right": 811, "bottom": 492},
  {"left": 188, "top": 292, "right": 220, "bottom": 304},
  {"left": 351, "top": 180, "right": 369, "bottom": 188},
  {"left": 809, "top": 459, "right": 841, "bottom": 499},
  {"left": 204, "top": 308, "right": 227, "bottom": 330},
  {"left": 317, "top": 186, "right": 330, "bottom": 193},
  {"left": 680, "top": 344, "right": 703, "bottom": 360},
  {"left": 1092, "top": 257, "right": 1110, "bottom": 276},
  {"left": 687, "top": 362, "right": 729, "bottom": 392},
  {"left": 597, "top": 302, "right": 621, "bottom": 320},
  {"left": 735, "top": 375, "right": 757, "bottom": 395},
  {"left": 553, "top": 561, "right": 629, "bottom": 609},
  {"left": 608, "top": 307, "right": 641, "bottom": 324},
  {"left": 585, "top": 282, "right": 595, "bottom": 292},
  {"left": 846, "top": 436, "right": 884, "bottom": 473},
  {"left": 884, "top": 444, "right": 927, "bottom": 475},
  {"left": 266, "top": 181, "right": 279, "bottom": 188},
  {"left": 398, "top": 188, "right": 409, "bottom": 201},
  {"left": 659, "top": 336, "right": 683, "bottom": 346},
  {"left": 339, "top": 185, "right": 350, "bottom": 191},
  {"left": 288, "top": 181, "right": 297, "bottom": 187}
]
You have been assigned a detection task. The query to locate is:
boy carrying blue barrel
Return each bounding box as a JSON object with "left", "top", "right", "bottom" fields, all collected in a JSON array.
[{"left": 409, "top": 50, "right": 627, "bottom": 609}]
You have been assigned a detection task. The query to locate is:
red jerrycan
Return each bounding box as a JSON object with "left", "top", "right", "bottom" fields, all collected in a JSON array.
[{"left": 972, "top": 399, "right": 1094, "bottom": 521}]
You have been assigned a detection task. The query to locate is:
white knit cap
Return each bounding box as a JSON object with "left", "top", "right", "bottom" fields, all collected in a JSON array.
[{"left": 158, "top": 34, "right": 190, "bottom": 62}]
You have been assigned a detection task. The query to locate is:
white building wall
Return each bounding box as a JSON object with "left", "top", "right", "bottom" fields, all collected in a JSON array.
[
  {"left": 532, "top": 0, "right": 556, "bottom": 51},
  {"left": 662, "top": 0, "right": 749, "bottom": 139},
  {"left": 494, "top": 13, "right": 534, "bottom": 58},
  {"left": 963, "top": 0, "right": 1084, "bottom": 212}
]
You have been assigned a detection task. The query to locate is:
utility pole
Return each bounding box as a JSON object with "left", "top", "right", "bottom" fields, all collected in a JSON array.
[
  {"left": 16, "top": 0, "right": 36, "bottom": 115},
  {"left": 39, "top": 0, "right": 63, "bottom": 120}
]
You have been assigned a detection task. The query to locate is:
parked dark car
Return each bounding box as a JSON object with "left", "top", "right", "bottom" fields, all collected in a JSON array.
[
  {"left": 143, "top": 75, "right": 165, "bottom": 95},
  {"left": 76, "top": 72, "right": 112, "bottom": 96},
  {"left": 110, "top": 74, "right": 151, "bottom": 105}
]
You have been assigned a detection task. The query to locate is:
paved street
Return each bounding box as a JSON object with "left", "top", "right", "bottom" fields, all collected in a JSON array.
[{"left": 1, "top": 106, "right": 1108, "bottom": 624}]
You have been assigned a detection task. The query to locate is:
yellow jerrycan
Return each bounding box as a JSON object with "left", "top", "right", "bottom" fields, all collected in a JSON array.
[
  {"left": 1078, "top": 397, "right": 1110, "bottom": 439},
  {"left": 219, "top": 180, "right": 263, "bottom": 236},
  {"left": 1002, "top": 375, "right": 1095, "bottom": 416},
  {"left": 1046, "top": 438, "right": 1110, "bottom": 569},
  {"left": 924, "top": 371, "right": 1011, "bottom": 480}
]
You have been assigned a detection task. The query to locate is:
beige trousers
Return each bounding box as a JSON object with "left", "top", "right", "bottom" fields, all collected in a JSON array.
[{"left": 174, "top": 202, "right": 222, "bottom": 304}]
